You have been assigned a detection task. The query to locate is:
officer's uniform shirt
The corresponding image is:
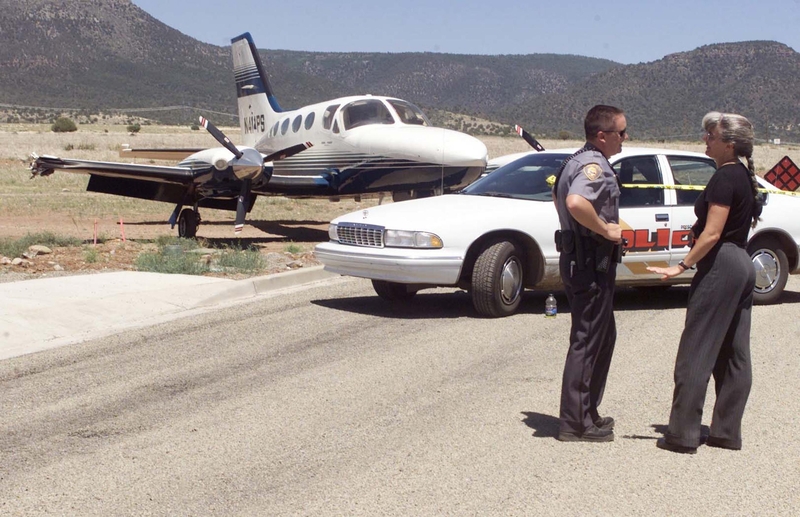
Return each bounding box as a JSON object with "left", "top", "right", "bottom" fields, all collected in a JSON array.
[{"left": 555, "top": 144, "right": 620, "bottom": 236}]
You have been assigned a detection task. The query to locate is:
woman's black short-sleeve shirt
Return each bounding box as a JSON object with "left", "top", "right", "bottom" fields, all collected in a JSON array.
[{"left": 693, "top": 163, "right": 755, "bottom": 248}]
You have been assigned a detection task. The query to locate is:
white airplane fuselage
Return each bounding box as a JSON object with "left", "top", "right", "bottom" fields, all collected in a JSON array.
[{"left": 232, "top": 34, "right": 488, "bottom": 197}]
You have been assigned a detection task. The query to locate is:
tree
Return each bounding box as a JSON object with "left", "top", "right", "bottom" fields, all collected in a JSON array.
[
  {"left": 51, "top": 117, "right": 77, "bottom": 133},
  {"left": 127, "top": 123, "right": 141, "bottom": 134}
]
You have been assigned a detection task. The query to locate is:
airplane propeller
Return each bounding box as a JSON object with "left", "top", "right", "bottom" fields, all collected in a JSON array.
[
  {"left": 514, "top": 125, "right": 546, "bottom": 152},
  {"left": 200, "top": 116, "right": 242, "bottom": 159},
  {"left": 198, "top": 115, "right": 313, "bottom": 234}
]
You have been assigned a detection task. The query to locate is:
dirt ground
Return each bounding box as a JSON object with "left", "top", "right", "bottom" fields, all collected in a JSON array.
[{"left": 0, "top": 211, "right": 330, "bottom": 282}]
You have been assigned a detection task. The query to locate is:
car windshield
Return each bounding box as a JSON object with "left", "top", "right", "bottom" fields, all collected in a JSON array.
[{"left": 462, "top": 153, "right": 569, "bottom": 201}]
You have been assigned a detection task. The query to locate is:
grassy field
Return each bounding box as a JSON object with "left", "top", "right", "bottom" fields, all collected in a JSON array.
[{"left": 2, "top": 123, "right": 799, "bottom": 227}]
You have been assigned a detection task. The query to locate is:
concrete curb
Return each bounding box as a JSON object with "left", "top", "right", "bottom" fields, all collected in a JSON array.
[{"left": 192, "top": 265, "right": 339, "bottom": 308}]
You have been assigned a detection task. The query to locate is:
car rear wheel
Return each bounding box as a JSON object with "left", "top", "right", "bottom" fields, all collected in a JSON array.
[
  {"left": 471, "top": 241, "right": 524, "bottom": 317},
  {"left": 749, "top": 238, "right": 788, "bottom": 305},
  {"left": 372, "top": 280, "right": 417, "bottom": 301}
]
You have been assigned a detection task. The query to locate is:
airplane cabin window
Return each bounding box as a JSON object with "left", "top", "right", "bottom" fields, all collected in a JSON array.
[
  {"left": 304, "top": 112, "right": 315, "bottom": 130},
  {"left": 280, "top": 118, "right": 290, "bottom": 135},
  {"left": 292, "top": 115, "right": 302, "bottom": 133},
  {"left": 323, "top": 104, "right": 339, "bottom": 130},
  {"left": 388, "top": 99, "right": 431, "bottom": 126},
  {"left": 342, "top": 99, "right": 395, "bottom": 130},
  {"left": 272, "top": 121, "right": 279, "bottom": 137}
]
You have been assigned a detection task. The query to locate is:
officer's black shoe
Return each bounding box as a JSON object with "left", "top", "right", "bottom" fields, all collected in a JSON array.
[
  {"left": 655, "top": 438, "right": 697, "bottom": 455},
  {"left": 557, "top": 425, "right": 614, "bottom": 442},
  {"left": 594, "top": 416, "right": 615, "bottom": 431}
]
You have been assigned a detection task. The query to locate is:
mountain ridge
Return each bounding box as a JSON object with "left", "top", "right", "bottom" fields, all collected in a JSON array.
[{"left": 0, "top": 0, "right": 797, "bottom": 141}]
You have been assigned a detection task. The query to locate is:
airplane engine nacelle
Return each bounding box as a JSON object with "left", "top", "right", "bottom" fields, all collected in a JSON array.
[{"left": 201, "top": 147, "right": 264, "bottom": 181}]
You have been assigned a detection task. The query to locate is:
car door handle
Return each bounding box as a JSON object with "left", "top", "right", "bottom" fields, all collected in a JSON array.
[{"left": 655, "top": 213, "right": 669, "bottom": 222}]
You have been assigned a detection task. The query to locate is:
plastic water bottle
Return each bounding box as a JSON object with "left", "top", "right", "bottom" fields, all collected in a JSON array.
[{"left": 545, "top": 293, "right": 557, "bottom": 318}]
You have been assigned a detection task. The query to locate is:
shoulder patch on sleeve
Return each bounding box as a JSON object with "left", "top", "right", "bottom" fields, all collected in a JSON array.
[{"left": 581, "top": 163, "right": 602, "bottom": 181}]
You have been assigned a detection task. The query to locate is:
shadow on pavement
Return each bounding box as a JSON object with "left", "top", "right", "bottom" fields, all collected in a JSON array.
[{"left": 520, "top": 411, "right": 560, "bottom": 438}]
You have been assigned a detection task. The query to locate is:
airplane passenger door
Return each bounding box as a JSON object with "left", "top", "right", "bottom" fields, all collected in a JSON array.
[{"left": 613, "top": 155, "right": 672, "bottom": 279}]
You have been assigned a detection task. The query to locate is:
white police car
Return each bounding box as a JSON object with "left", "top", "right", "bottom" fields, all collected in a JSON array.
[{"left": 315, "top": 148, "right": 800, "bottom": 317}]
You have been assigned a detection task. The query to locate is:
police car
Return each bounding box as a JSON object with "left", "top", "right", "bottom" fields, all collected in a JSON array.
[{"left": 315, "top": 148, "right": 800, "bottom": 317}]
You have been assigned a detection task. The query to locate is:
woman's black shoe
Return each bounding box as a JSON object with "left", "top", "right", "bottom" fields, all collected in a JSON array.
[
  {"left": 656, "top": 438, "right": 697, "bottom": 454},
  {"left": 705, "top": 436, "right": 741, "bottom": 450}
]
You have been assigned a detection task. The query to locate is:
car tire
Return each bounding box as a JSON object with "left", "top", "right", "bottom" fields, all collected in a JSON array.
[
  {"left": 178, "top": 208, "right": 198, "bottom": 238},
  {"left": 372, "top": 280, "right": 417, "bottom": 301},
  {"left": 749, "top": 238, "right": 789, "bottom": 305},
  {"left": 471, "top": 240, "right": 524, "bottom": 317}
]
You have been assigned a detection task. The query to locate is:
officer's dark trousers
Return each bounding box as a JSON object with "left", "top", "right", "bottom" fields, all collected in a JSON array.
[
  {"left": 664, "top": 242, "right": 755, "bottom": 449},
  {"left": 558, "top": 252, "right": 617, "bottom": 434}
]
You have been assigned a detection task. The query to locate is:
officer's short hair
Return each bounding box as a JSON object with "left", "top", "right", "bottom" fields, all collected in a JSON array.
[{"left": 584, "top": 105, "right": 624, "bottom": 140}]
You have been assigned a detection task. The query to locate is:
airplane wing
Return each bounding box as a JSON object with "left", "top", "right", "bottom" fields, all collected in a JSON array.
[
  {"left": 119, "top": 146, "right": 206, "bottom": 161},
  {"left": 29, "top": 154, "right": 209, "bottom": 185}
]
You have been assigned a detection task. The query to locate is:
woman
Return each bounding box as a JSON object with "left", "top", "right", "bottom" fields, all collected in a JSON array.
[{"left": 647, "top": 112, "right": 762, "bottom": 454}]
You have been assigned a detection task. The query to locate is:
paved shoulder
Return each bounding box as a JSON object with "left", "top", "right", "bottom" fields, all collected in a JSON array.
[{"left": 0, "top": 267, "right": 337, "bottom": 360}]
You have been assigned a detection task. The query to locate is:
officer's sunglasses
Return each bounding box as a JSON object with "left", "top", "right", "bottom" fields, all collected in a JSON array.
[{"left": 601, "top": 127, "right": 627, "bottom": 138}]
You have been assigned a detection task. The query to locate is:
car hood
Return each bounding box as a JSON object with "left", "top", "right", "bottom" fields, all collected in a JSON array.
[{"left": 333, "top": 194, "right": 552, "bottom": 235}]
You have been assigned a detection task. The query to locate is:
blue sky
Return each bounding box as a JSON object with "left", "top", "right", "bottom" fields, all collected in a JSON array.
[{"left": 132, "top": 0, "right": 800, "bottom": 64}]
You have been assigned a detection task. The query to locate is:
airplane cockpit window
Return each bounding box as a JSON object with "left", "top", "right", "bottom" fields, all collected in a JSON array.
[
  {"left": 388, "top": 99, "right": 431, "bottom": 126},
  {"left": 332, "top": 120, "right": 340, "bottom": 134},
  {"left": 304, "top": 112, "right": 315, "bottom": 130},
  {"left": 342, "top": 99, "right": 395, "bottom": 131},
  {"left": 292, "top": 115, "right": 302, "bottom": 133},
  {"left": 323, "top": 104, "right": 339, "bottom": 130},
  {"left": 280, "top": 118, "right": 290, "bottom": 135}
]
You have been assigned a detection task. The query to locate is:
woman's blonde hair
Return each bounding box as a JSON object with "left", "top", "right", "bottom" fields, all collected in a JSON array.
[{"left": 702, "top": 111, "right": 762, "bottom": 227}]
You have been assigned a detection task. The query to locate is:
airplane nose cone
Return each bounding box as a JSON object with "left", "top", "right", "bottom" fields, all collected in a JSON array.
[
  {"left": 344, "top": 125, "right": 487, "bottom": 167},
  {"left": 439, "top": 128, "right": 488, "bottom": 166}
]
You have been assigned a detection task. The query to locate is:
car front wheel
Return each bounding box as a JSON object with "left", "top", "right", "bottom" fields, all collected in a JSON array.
[
  {"left": 372, "top": 280, "right": 417, "bottom": 301},
  {"left": 471, "top": 241, "right": 524, "bottom": 317},
  {"left": 749, "top": 238, "right": 789, "bottom": 305}
]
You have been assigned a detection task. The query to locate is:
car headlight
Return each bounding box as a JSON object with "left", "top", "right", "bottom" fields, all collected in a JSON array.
[
  {"left": 384, "top": 230, "right": 443, "bottom": 248},
  {"left": 328, "top": 223, "right": 338, "bottom": 241}
]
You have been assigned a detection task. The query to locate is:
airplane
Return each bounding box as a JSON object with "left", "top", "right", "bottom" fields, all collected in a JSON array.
[{"left": 29, "top": 32, "right": 488, "bottom": 238}]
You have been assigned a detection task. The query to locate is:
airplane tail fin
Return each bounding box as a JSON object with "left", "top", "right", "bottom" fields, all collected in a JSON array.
[{"left": 231, "top": 32, "right": 281, "bottom": 147}]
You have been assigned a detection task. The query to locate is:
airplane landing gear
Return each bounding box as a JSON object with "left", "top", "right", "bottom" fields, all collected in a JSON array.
[{"left": 178, "top": 208, "right": 200, "bottom": 238}]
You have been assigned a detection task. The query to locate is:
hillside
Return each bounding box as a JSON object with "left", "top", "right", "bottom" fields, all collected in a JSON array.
[
  {"left": 508, "top": 41, "right": 800, "bottom": 141},
  {"left": 0, "top": 0, "right": 798, "bottom": 142}
]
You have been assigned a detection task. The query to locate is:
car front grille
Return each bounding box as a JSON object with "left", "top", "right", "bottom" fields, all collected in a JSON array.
[{"left": 336, "top": 222, "right": 384, "bottom": 247}]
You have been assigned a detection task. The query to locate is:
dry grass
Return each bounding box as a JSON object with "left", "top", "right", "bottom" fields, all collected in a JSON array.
[{"left": 2, "top": 124, "right": 800, "bottom": 225}]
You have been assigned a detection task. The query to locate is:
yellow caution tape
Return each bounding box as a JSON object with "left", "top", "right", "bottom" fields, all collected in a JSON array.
[
  {"left": 620, "top": 183, "right": 800, "bottom": 197},
  {"left": 543, "top": 173, "right": 800, "bottom": 197}
]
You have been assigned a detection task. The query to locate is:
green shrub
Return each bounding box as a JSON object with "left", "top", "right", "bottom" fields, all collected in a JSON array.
[
  {"left": 83, "top": 247, "right": 99, "bottom": 263},
  {"left": 0, "top": 232, "right": 82, "bottom": 258},
  {"left": 217, "top": 246, "right": 265, "bottom": 272},
  {"left": 127, "top": 123, "right": 141, "bottom": 134},
  {"left": 52, "top": 117, "right": 78, "bottom": 133},
  {"left": 190, "top": 124, "right": 200, "bottom": 131},
  {"left": 284, "top": 243, "right": 302, "bottom": 254},
  {"left": 135, "top": 249, "right": 209, "bottom": 275}
]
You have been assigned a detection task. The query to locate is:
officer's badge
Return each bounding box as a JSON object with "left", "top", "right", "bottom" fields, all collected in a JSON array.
[{"left": 582, "top": 163, "right": 602, "bottom": 181}]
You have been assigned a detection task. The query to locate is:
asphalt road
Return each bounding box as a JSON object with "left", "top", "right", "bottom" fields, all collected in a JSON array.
[{"left": 1, "top": 276, "right": 799, "bottom": 515}]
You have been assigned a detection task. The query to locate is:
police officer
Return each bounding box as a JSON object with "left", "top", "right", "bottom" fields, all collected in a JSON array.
[{"left": 553, "top": 105, "right": 626, "bottom": 442}]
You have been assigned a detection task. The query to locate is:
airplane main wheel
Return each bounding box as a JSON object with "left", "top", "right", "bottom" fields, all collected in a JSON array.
[{"left": 178, "top": 208, "right": 198, "bottom": 238}]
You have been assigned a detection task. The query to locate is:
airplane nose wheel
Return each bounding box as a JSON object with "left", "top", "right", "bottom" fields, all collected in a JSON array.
[{"left": 178, "top": 208, "right": 199, "bottom": 238}]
